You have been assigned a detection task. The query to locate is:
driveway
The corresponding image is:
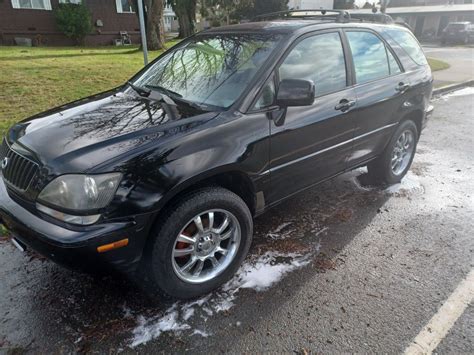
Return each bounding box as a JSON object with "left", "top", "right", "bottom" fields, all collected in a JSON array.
[
  {"left": 423, "top": 45, "right": 474, "bottom": 87},
  {"left": 0, "top": 90, "right": 473, "bottom": 353}
]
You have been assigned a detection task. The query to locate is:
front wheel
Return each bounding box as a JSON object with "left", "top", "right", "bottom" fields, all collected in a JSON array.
[
  {"left": 368, "top": 120, "right": 418, "bottom": 185},
  {"left": 143, "top": 187, "right": 253, "bottom": 300}
]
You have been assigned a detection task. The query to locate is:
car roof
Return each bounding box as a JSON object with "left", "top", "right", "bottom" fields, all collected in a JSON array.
[
  {"left": 448, "top": 22, "right": 471, "bottom": 25},
  {"left": 201, "top": 20, "right": 397, "bottom": 35}
]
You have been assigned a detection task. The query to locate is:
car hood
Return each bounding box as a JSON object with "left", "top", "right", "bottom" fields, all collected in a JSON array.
[{"left": 6, "top": 90, "right": 219, "bottom": 173}]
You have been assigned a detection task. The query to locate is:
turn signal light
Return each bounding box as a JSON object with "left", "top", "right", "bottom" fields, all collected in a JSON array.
[{"left": 97, "top": 238, "right": 129, "bottom": 253}]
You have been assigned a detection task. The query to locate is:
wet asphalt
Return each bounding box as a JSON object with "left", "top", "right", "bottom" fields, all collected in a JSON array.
[{"left": 0, "top": 92, "right": 473, "bottom": 354}]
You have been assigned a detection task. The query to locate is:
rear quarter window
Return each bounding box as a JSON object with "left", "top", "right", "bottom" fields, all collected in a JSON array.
[{"left": 382, "top": 27, "right": 428, "bottom": 66}]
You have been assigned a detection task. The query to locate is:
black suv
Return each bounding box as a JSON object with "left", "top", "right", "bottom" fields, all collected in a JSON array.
[
  {"left": 0, "top": 12, "right": 433, "bottom": 299},
  {"left": 441, "top": 22, "right": 473, "bottom": 45}
]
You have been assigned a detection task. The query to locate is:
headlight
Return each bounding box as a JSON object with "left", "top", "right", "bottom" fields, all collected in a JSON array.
[{"left": 37, "top": 173, "right": 122, "bottom": 224}]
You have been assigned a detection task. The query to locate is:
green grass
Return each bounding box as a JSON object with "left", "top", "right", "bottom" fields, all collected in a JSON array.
[
  {"left": 0, "top": 42, "right": 179, "bottom": 135},
  {"left": 427, "top": 57, "right": 450, "bottom": 72},
  {"left": 0, "top": 45, "right": 450, "bottom": 136}
]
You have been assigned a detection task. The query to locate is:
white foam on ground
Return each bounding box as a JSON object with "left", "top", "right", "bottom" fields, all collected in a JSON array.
[
  {"left": 385, "top": 171, "right": 424, "bottom": 195},
  {"left": 131, "top": 307, "right": 190, "bottom": 348},
  {"left": 224, "top": 252, "right": 311, "bottom": 292},
  {"left": 192, "top": 329, "right": 210, "bottom": 337},
  {"left": 267, "top": 222, "right": 294, "bottom": 240},
  {"left": 443, "top": 87, "right": 474, "bottom": 98},
  {"left": 129, "top": 251, "right": 312, "bottom": 347}
]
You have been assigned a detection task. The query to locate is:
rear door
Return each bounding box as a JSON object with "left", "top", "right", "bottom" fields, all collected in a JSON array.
[
  {"left": 265, "top": 30, "right": 357, "bottom": 204},
  {"left": 343, "top": 29, "right": 411, "bottom": 168}
]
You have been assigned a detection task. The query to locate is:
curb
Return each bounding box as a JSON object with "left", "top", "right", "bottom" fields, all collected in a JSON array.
[{"left": 432, "top": 80, "right": 474, "bottom": 96}]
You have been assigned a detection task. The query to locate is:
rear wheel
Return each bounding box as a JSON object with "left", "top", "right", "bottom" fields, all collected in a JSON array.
[
  {"left": 143, "top": 187, "right": 253, "bottom": 300},
  {"left": 367, "top": 120, "right": 418, "bottom": 185}
]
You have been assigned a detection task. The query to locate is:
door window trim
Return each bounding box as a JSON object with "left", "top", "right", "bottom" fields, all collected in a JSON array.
[{"left": 247, "top": 28, "right": 353, "bottom": 113}]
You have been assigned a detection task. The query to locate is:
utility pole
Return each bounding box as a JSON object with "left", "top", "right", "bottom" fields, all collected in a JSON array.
[{"left": 137, "top": 0, "right": 148, "bottom": 65}]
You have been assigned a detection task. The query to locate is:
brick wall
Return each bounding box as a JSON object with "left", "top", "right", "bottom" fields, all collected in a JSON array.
[{"left": 0, "top": 0, "right": 141, "bottom": 46}]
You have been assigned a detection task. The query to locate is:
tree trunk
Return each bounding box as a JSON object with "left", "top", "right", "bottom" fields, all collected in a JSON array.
[
  {"left": 144, "top": 0, "right": 166, "bottom": 50},
  {"left": 173, "top": 0, "right": 196, "bottom": 39}
]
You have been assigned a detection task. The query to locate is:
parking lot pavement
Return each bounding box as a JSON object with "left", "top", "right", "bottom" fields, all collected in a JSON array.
[
  {"left": 0, "top": 90, "right": 473, "bottom": 353},
  {"left": 423, "top": 45, "right": 474, "bottom": 87}
]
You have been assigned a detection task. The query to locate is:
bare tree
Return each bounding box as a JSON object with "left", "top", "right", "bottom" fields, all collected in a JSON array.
[
  {"left": 131, "top": 0, "right": 167, "bottom": 50},
  {"left": 168, "top": 0, "right": 197, "bottom": 38}
]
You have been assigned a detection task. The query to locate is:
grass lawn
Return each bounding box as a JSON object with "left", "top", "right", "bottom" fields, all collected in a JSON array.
[
  {"left": 0, "top": 42, "right": 179, "bottom": 135},
  {"left": 427, "top": 57, "right": 450, "bottom": 72},
  {"left": 0, "top": 45, "right": 449, "bottom": 136}
]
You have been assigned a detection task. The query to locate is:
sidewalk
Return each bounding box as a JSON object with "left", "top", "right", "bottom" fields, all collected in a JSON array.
[{"left": 422, "top": 45, "right": 474, "bottom": 87}]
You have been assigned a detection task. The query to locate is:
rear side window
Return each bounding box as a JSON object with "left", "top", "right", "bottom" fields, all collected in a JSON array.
[
  {"left": 387, "top": 49, "right": 402, "bottom": 75},
  {"left": 383, "top": 28, "right": 428, "bottom": 66},
  {"left": 279, "top": 32, "right": 347, "bottom": 97},
  {"left": 346, "top": 31, "right": 390, "bottom": 84}
]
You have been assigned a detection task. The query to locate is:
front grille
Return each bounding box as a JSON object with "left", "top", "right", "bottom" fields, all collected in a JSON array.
[{"left": 1, "top": 139, "right": 39, "bottom": 191}]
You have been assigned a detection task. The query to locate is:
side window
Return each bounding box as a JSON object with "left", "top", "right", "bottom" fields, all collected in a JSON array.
[
  {"left": 346, "top": 31, "right": 390, "bottom": 84},
  {"left": 387, "top": 49, "right": 402, "bottom": 75},
  {"left": 254, "top": 78, "right": 276, "bottom": 110},
  {"left": 383, "top": 28, "right": 428, "bottom": 66},
  {"left": 278, "top": 32, "right": 347, "bottom": 97}
]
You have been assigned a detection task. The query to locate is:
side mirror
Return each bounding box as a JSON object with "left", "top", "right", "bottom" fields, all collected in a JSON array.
[{"left": 276, "top": 79, "right": 315, "bottom": 107}]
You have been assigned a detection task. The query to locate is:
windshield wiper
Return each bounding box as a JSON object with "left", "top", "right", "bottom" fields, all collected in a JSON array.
[
  {"left": 127, "top": 81, "right": 150, "bottom": 97},
  {"left": 145, "top": 84, "right": 211, "bottom": 112},
  {"left": 127, "top": 81, "right": 180, "bottom": 120},
  {"left": 145, "top": 84, "right": 183, "bottom": 98}
]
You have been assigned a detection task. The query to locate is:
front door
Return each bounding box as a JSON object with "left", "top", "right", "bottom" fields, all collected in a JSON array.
[{"left": 266, "top": 31, "right": 357, "bottom": 205}]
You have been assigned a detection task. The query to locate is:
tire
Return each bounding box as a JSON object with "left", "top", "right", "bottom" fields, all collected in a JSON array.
[
  {"left": 367, "top": 120, "right": 419, "bottom": 185},
  {"left": 143, "top": 187, "right": 253, "bottom": 300}
]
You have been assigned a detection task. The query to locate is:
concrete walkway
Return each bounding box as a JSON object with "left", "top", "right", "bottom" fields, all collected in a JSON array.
[{"left": 423, "top": 45, "right": 474, "bottom": 87}]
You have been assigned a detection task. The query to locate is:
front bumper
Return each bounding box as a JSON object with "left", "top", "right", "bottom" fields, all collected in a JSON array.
[{"left": 0, "top": 178, "right": 153, "bottom": 274}]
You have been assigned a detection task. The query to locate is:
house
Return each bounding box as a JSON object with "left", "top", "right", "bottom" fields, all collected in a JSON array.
[
  {"left": 0, "top": 0, "right": 177, "bottom": 46},
  {"left": 351, "top": 4, "right": 474, "bottom": 38},
  {"left": 288, "top": 0, "right": 335, "bottom": 9},
  {"left": 388, "top": 0, "right": 469, "bottom": 7}
]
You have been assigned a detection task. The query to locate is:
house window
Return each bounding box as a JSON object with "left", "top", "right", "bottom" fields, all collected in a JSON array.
[
  {"left": 11, "top": 0, "right": 52, "bottom": 10},
  {"left": 59, "top": 0, "right": 82, "bottom": 3},
  {"left": 116, "top": 0, "right": 134, "bottom": 13}
]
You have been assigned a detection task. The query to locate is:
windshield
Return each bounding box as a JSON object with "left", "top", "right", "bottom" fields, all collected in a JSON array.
[{"left": 133, "top": 33, "right": 283, "bottom": 109}]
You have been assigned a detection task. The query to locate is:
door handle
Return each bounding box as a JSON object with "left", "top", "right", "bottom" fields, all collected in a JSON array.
[
  {"left": 335, "top": 99, "right": 356, "bottom": 112},
  {"left": 395, "top": 82, "right": 410, "bottom": 93}
]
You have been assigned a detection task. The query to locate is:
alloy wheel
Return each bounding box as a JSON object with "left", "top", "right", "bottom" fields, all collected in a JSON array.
[
  {"left": 391, "top": 129, "right": 415, "bottom": 176},
  {"left": 171, "top": 209, "right": 241, "bottom": 284}
]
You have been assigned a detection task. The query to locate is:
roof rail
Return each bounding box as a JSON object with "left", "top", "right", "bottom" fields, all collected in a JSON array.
[
  {"left": 348, "top": 12, "right": 394, "bottom": 24},
  {"left": 253, "top": 9, "right": 351, "bottom": 23}
]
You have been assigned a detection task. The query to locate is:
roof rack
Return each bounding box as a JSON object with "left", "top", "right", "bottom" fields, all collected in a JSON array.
[
  {"left": 253, "top": 9, "right": 351, "bottom": 23},
  {"left": 349, "top": 12, "right": 394, "bottom": 24}
]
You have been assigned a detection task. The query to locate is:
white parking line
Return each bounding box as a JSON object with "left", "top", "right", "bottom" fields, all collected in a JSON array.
[{"left": 404, "top": 269, "right": 474, "bottom": 355}]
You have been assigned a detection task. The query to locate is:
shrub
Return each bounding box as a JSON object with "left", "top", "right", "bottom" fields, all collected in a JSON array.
[{"left": 54, "top": 3, "right": 92, "bottom": 45}]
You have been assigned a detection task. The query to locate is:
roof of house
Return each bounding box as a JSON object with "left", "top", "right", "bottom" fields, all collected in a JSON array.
[{"left": 352, "top": 4, "right": 474, "bottom": 14}]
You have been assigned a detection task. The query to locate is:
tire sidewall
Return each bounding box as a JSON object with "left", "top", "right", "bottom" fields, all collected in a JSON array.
[{"left": 148, "top": 188, "right": 253, "bottom": 299}]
